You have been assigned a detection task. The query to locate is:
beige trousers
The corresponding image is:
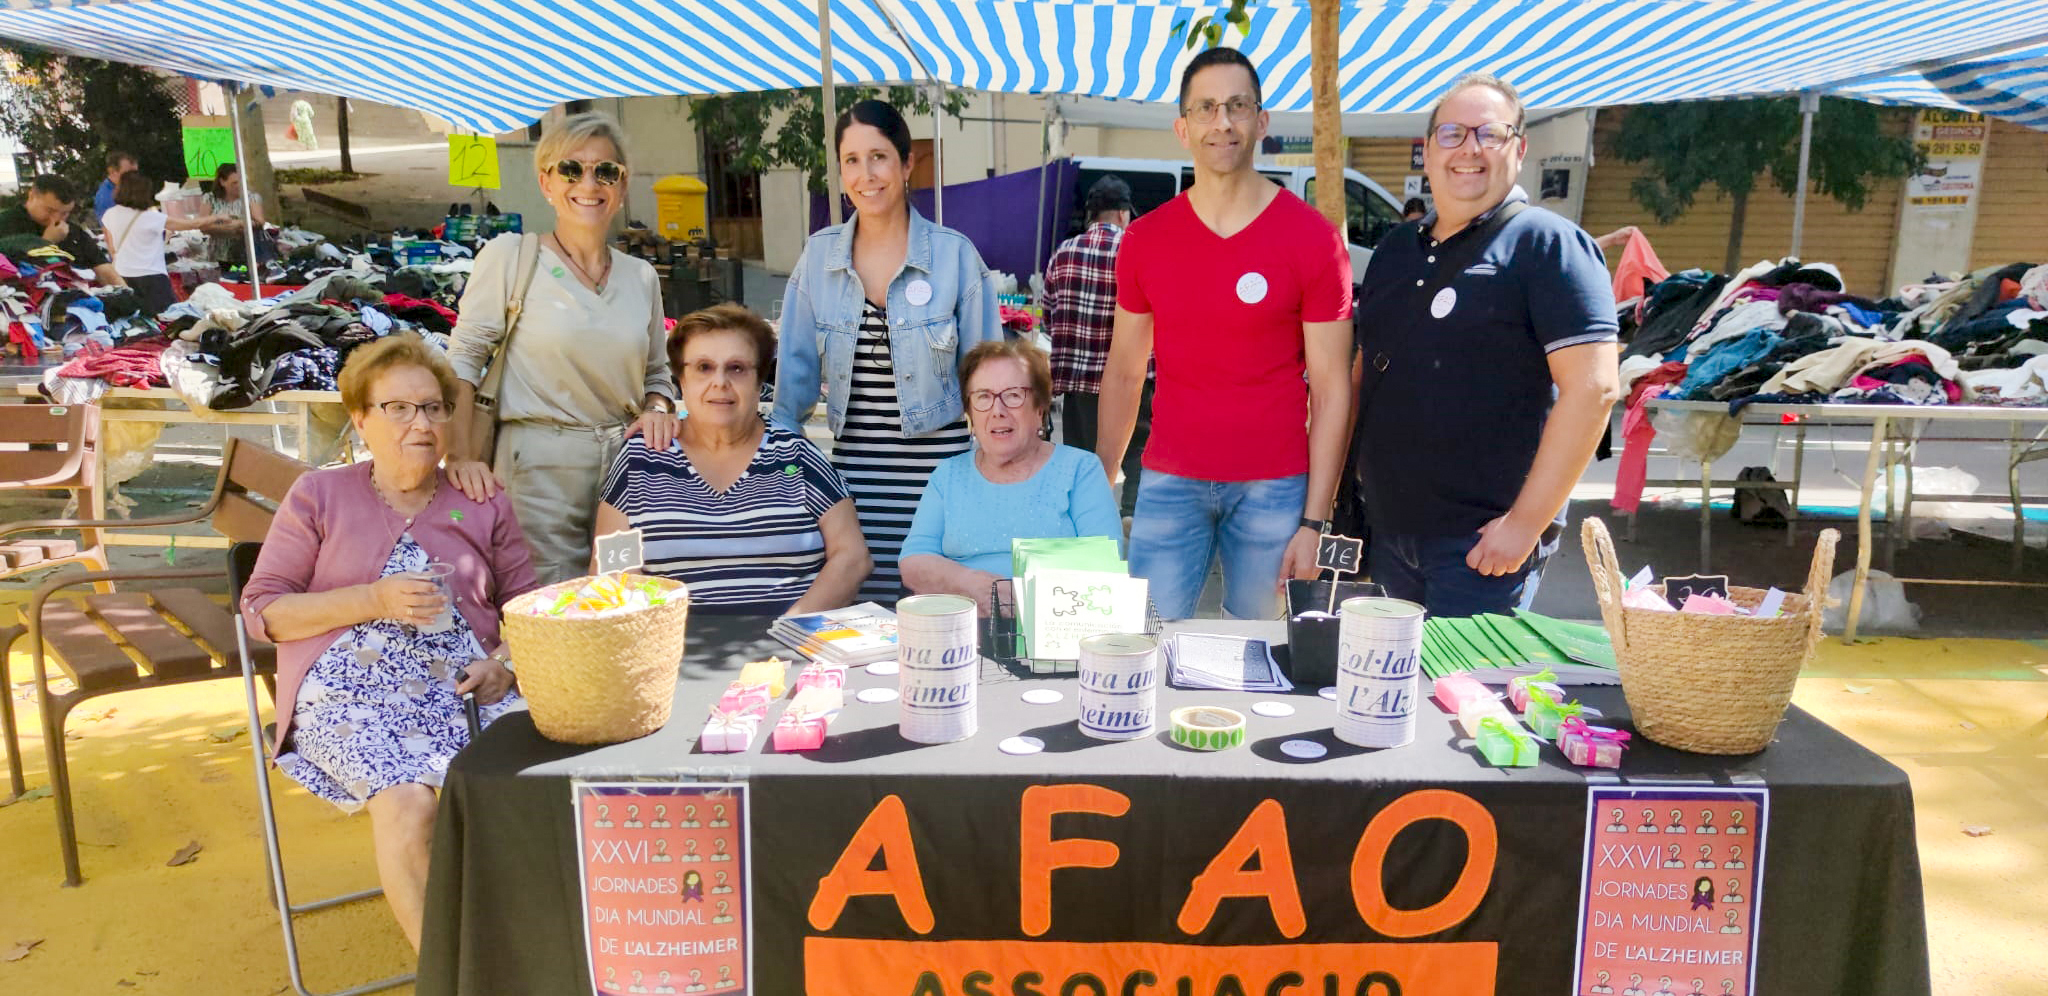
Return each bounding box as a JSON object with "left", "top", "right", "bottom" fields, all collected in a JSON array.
[{"left": 492, "top": 421, "right": 627, "bottom": 587}]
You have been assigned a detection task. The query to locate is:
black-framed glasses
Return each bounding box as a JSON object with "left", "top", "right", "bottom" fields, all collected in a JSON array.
[
  {"left": 548, "top": 158, "right": 625, "bottom": 186},
  {"left": 1432, "top": 121, "right": 1521, "bottom": 150},
  {"left": 1183, "top": 96, "right": 1260, "bottom": 124},
  {"left": 968, "top": 387, "right": 1032, "bottom": 412},
  {"left": 372, "top": 400, "right": 453, "bottom": 423},
  {"left": 685, "top": 359, "right": 758, "bottom": 380}
]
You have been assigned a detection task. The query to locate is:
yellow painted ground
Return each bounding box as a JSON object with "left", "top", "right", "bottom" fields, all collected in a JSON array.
[{"left": 1, "top": 625, "right": 2042, "bottom": 995}]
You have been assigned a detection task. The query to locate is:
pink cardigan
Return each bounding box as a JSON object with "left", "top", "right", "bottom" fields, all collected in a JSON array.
[{"left": 240, "top": 462, "right": 540, "bottom": 751}]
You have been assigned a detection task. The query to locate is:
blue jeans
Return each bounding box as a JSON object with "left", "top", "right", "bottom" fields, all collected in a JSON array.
[
  {"left": 1367, "top": 523, "right": 1562, "bottom": 618},
  {"left": 1130, "top": 471, "right": 1306, "bottom": 620}
]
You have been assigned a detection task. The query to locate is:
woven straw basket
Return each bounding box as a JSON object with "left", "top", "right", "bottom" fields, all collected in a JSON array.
[
  {"left": 1582, "top": 517, "right": 1838, "bottom": 755},
  {"left": 500, "top": 575, "right": 691, "bottom": 745}
]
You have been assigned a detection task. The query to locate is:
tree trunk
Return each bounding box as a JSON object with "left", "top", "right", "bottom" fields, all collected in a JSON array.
[
  {"left": 1722, "top": 187, "right": 1748, "bottom": 275},
  {"left": 337, "top": 96, "right": 352, "bottom": 174},
  {"left": 233, "top": 95, "right": 279, "bottom": 218},
  {"left": 1310, "top": 0, "right": 1344, "bottom": 233}
]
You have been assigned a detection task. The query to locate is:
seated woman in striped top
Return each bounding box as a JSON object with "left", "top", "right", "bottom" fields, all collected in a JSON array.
[{"left": 595, "top": 304, "right": 871, "bottom": 614}]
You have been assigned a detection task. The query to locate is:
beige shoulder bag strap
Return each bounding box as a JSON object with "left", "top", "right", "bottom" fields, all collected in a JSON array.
[{"left": 466, "top": 233, "right": 543, "bottom": 462}]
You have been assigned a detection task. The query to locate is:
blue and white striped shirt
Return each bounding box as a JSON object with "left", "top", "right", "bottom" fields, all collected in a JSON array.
[{"left": 599, "top": 425, "right": 851, "bottom": 614}]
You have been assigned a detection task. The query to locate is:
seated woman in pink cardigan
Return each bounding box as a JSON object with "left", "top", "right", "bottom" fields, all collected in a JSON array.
[{"left": 240, "top": 333, "right": 538, "bottom": 950}]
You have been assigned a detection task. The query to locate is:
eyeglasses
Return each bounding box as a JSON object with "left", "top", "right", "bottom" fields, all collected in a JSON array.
[
  {"left": 968, "top": 387, "right": 1033, "bottom": 412},
  {"left": 1182, "top": 96, "right": 1260, "bottom": 124},
  {"left": 1432, "top": 121, "right": 1521, "bottom": 151},
  {"left": 371, "top": 400, "right": 453, "bottom": 423},
  {"left": 548, "top": 159, "right": 625, "bottom": 186},
  {"left": 684, "top": 359, "right": 758, "bottom": 380}
]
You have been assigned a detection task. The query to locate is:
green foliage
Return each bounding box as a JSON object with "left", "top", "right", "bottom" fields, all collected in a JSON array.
[
  {"left": 1613, "top": 97, "right": 1921, "bottom": 223},
  {"left": 1169, "top": 0, "right": 1253, "bottom": 50},
  {"left": 687, "top": 85, "right": 970, "bottom": 195},
  {"left": 0, "top": 44, "right": 187, "bottom": 201}
]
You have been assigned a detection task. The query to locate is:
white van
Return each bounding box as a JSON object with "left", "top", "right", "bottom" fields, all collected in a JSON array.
[{"left": 1068, "top": 156, "right": 1406, "bottom": 283}]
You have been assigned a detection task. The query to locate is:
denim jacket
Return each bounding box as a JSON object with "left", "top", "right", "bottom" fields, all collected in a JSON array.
[{"left": 772, "top": 208, "right": 1002, "bottom": 437}]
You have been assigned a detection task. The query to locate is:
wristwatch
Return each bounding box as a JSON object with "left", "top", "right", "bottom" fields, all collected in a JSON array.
[
  {"left": 1299, "top": 517, "right": 1329, "bottom": 533},
  {"left": 645, "top": 397, "right": 675, "bottom": 415},
  {"left": 489, "top": 650, "right": 515, "bottom": 673}
]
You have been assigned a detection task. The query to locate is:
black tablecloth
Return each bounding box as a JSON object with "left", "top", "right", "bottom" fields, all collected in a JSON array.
[{"left": 417, "top": 615, "right": 1928, "bottom": 995}]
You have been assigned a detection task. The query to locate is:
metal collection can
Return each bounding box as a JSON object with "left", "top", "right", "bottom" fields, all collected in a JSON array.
[
  {"left": 1333, "top": 596, "right": 1427, "bottom": 748},
  {"left": 1076, "top": 633, "right": 1159, "bottom": 741},
  {"left": 895, "top": 594, "right": 979, "bottom": 743}
]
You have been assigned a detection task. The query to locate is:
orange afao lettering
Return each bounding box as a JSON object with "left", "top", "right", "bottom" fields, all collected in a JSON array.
[
  {"left": 807, "top": 794, "right": 936, "bottom": 933},
  {"left": 1351, "top": 789, "right": 1497, "bottom": 937},
  {"left": 1176, "top": 798, "right": 1306, "bottom": 937},
  {"left": 1020, "top": 783, "right": 1131, "bottom": 936}
]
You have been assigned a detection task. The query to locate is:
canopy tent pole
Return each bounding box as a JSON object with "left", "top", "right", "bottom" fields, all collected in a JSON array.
[
  {"left": 817, "top": 0, "right": 842, "bottom": 226},
  {"left": 1790, "top": 90, "right": 1819, "bottom": 259},
  {"left": 1031, "top": 96, "right": 1056, "bottom": 287},
  {"left": 228, "top": 82, "right": 262, "bottom": 298},
  {"left": 930, "top": 80, "right": 944, "bottom": 224}
]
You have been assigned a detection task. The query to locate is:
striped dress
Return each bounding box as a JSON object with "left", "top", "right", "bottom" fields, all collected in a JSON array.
[
  {"left": 599, "top": 425, "right": 851, "bottom": 614},
  {"left": 834, "top": 301, "right": 972, "bottom": 601}
]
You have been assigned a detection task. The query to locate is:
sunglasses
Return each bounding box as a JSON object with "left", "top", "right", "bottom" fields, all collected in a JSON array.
[{"left": 548, "top": 159, "right": 625, "bottom": 186}]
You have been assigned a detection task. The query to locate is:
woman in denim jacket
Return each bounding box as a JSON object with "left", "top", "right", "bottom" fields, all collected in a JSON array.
[{"left": 773, "top": 99, "right": 1003, "bottom": 601}]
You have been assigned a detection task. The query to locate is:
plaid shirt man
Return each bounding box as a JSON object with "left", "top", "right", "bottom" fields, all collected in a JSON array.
[{"left": 1045, "top": 221, "right": 1126, "bottom": 395}]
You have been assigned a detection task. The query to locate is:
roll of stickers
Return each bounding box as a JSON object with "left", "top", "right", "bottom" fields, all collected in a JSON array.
[{"left": 1170, "top": 706, "right": 1246, "bottom": 751}]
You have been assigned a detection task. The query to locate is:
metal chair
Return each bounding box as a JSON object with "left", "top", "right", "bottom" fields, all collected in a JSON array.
[{"left": 229, "top": 541, "right": 413, "bottom": 996}]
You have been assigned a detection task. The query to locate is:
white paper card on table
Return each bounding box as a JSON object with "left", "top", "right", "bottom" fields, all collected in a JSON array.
[
  {"left": 999, "top": 736, "right": 1045, "bottom": 755},
  {"left": 1021, "top": 568, "right": 1148, "bottom": 660},
  {"left": 1280, "top": 739, "right": 1328, "bottom": 759},
  {"left": 593, "top": 528, "right": 644, "bottom": 575},
  {"left": 1165, "top": 632, "right": 1293, "bottom": 692}
]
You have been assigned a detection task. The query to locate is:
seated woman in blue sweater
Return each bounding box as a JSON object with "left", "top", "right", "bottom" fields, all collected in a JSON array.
[{"left": 900, "top": 340, "right": 1121, "bottom": 613}]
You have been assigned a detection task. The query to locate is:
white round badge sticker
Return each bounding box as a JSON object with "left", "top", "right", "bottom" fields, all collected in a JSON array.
[
  {"left": 999, "top": 736, "right": 1046, "bottom": 756},
  {"left": 905, "top": 279, "right": 934, "bottom": 307},
  {"left": 1430, "top": 287, "right": 1458, "bottom": 319},
  {"left": 1280, "top": 739, "right": 1329, "bottom": 760},
  {"left": 855, "top": 687, "right": 898, "bottom": 704},
  {"left": 866, "top": 660, "right": 899, "bottom": 676},
  {"left": 1021, "top": 688, "right": 1064, "bottom": 706},
  {"left": 1235, "top": 272, "right": 1269, "bottom": 305},
  {"left": 1251, "top": 701, "right": 1296, "bottom": 718}
]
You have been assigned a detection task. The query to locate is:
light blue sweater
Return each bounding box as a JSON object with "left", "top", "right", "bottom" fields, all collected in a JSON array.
[{"left": 901, "top": 444, "right": 1121, "bottom": 576}]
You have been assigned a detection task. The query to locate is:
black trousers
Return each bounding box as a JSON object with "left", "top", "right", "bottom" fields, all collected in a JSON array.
[
  {"left": 123, "top": 272, "right": 177, "bottom": 315},
  {"left": 1060, "top": 381, "right": 1153, "bottom": 518}
]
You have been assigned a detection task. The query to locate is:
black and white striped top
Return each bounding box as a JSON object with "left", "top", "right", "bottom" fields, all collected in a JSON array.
[
  {"left": 833, "top": 300, "right": 971, "bottom": 601},
  {"left": 599, "top": 425, "right": 851, "bottom": 615}
]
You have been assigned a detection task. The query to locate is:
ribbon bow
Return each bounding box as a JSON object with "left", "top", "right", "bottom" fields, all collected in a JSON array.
[
  {"left": 1560, "top": 717, "right": 1631, "bottom": 744},
  {"left": 1528, "top": 685, "right": 1583, "bottom": 718},
  {"left": 1522, "top": 667, "right": 1557, "bottom": 687},
  {"left": 1478, "top": 716, "right": 1534, "bottom": 764},
  {"left": 707, "top": 706, "right": 758, "bottom": 729}
]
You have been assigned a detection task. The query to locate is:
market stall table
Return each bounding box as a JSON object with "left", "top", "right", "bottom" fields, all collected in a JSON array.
[
  {"left": 1641, "top": 399, "right": 2048, "bottom": 641},
  {"left": 417, "top": 615, "right": 1926, "bottom": 996}
]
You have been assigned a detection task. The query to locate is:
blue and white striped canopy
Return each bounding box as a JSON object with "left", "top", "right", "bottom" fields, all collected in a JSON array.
[
  {"left": 1, "top": 1, "right": 2045, "bottom": 132},
  {"left": 1844, "top": 45, "right": 2048, "bottom": 130}
]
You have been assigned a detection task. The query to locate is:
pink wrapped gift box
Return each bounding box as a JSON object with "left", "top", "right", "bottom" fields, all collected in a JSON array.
[
  {"left": 1559, "top": 717, "right": 1631, "bottom": 768},
  {"left": 717, "top": 680, "right": 773, "bottom": 718},
  {"left": 1508, "top": 675, "right": 1564, "bottom": 714},
  {"left": 772, "top": 686, "right": 843, "bottom": 752},
  {"left": 700, "top": 710, "right": 761, "bottom": 753},
  {"left": 795, "top": 662, "right": 848, "bottom": 692},
  {"left": 1433, "top": 673, "right": 1494, "bottom": 714}
]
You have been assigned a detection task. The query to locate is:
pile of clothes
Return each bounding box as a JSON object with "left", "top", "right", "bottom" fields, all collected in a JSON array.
[{"left": 1612, "top": 256, "right": 2047, "bottom": 513}]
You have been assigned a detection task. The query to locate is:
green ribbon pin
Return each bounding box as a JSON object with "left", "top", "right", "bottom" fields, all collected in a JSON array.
[{"left": 450, "top": 510, "right": 465, "bottom": 522}]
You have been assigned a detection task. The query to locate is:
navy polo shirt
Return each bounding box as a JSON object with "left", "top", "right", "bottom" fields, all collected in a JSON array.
[{"left": 1352, "top": 197, "right": 1617, "bottom": 538}]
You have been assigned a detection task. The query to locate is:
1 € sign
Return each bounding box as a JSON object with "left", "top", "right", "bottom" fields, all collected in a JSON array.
[
  {"left": 594, "top": 528, "right": 645, "bottom": 575},
  {"left": 1315, "top": 533, "right": 1364, "bottom": 575}
]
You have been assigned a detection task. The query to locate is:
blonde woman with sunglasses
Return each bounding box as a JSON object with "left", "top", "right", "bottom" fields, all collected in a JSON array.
[{"left": 445, "top": 112, "right": 680, "bottom": 584}]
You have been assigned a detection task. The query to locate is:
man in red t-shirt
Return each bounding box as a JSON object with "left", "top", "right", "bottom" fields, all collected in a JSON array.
[{"left": 1094, "top": 47, "right": 1354, "bottom": 620}]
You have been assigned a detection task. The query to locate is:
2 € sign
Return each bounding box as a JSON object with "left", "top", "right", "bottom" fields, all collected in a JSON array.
[{"left": 594, "top": 528, "right": 645, "bottom": 575}]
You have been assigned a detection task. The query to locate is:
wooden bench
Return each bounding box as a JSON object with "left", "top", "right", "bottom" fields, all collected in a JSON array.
[
  {"left": 6, "top": 437, "right": 309, "bottom": 885},
  {"left": 0, "top": 401, "right": 107, "bottom": 799}
]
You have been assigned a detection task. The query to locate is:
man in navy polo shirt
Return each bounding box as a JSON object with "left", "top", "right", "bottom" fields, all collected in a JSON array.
[{"left": 1352, "top": 74, "right": 1621, "bottom": 617}]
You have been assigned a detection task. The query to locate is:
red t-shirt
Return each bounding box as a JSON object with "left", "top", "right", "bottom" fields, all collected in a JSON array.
[{"left": 1116, "top": 188, "right": 1352, "bottom": 481}]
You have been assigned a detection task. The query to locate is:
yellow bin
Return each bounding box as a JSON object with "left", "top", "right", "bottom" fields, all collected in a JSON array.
[{"left": 653, "top": 174, "right": 708, "bottom": 241}]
